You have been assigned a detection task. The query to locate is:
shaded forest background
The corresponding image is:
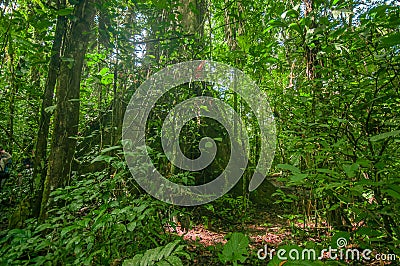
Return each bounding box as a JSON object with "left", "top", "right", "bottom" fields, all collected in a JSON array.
[{"left": 0, "top": 0, "right": 399, "bottom": 265}]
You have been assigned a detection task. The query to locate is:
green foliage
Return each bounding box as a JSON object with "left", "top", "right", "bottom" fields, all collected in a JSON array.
[
  {"left": 123, "top": 240, "right": 190, "bottom": 266},
  {"left": 0, "top": 168, "right": 190, "bottom": 265},
  {"left": 0, "top": 0, "right": 399, "bottom": 264},
  {"left": 202, "top": 195, "right": 250, "bottom": 228},
  {"left": 218, "top": 232, "right": 249, "bottom": 265}
]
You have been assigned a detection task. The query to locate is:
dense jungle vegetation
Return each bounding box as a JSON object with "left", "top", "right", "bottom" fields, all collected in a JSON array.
[{"left": 0, "top": 0, "right": 399, "bottom": 265}]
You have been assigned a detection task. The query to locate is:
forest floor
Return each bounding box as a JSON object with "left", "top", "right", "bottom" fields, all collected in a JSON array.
[
  {"left": 0, "top": 174, "right": 394, "bottom": 265},
  {"left": 167, "top": 207, "right": 390, "bottom": 265}
]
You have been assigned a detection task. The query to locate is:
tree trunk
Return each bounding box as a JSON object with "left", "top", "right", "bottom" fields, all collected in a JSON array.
[
  {"left": 39, "top": 0, "right": 97, "bottom": 221},
  {"left": 32, "top": 0, "right": 67, "bottom": 218},
  {"left": 7, "top": 37, "right": 18, "bottom": 153},
  {"left": 223, "top": 0, "right": 249, "bottom": 199},
  {"left": 224, "top": 0, "right": 245, "bottom": 51},
  {"left": 178, "top": 0, "right": 205, "bottom": 36},
  {"left": 304, "top": 0, "right": 317, "bottom": 80}
]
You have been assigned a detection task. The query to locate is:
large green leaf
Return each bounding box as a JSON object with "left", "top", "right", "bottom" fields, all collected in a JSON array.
[
  {"left": 370, "top": 130, "right": 400, "bottom": 142},
  {"left": 219, "top": 232, "right": 249, "bottom": 264}
]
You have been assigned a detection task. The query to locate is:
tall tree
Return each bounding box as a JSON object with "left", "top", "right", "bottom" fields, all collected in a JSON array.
[
  {"left": 40, "top": 0, "right": 97, "bottom": 220},
  {"left": 32, "top": 0, "right": 67, "bottom": 218}
]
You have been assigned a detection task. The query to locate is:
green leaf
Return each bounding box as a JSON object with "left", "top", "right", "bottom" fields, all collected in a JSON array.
[
  {"left": 127, "top": 222, "right": 136, "bottom": 232},
  {"left": 316, "top": 168, "right": 338, "bottom": 175},
  {"left": 164, "top": 255, "right": 183, "bottom": 266},
  {"left": 34, "top": 240, "right": 52, "bottom": 252},
  {"left": 123, "top": 240, "right": 186, "bottom": 266},
  {"left": 143, "top": 246, "right": 162, "bottom": 265},
  {"left": 57, "top": 7, "right": 74, "bottom": 16},
  {"left": 91, "top": 155, "right": 114, "bottom": 163},
  {"left": 99, "top": 67, "right": 110, "bottom": 76},
  {"left": 356, "top": 158, "right": 371, "bottom": 168},
  {"left": 155, "top": 261, "right": 171, "bottom": 266},
  {"left": 114, "top": 223, "right": 126, "bottom": 233},
  {"left": 219, "top": 232, "right": 249, "bottom": 264},
  {"left": 289, "top": 23, "right": 302, "bottom": 34},
  {"left": 160, "top": 240, "right": 181, "bottom": 258},
  {"left": 101, "top": 146, "right": 121, "bottom": 153},
  {"left": 34, "top": 223, "right": 53, "bottom": 234},
  {"left": 370, "top": 130, "right": 400, "bottom": 142},
  {"left": 153, "top": 0, "right": 168, "bottom": 9},
  {"left": 237, "top": 35, "right": 249, "bottom": 53},
  {"left": 328, "top": 203, "right": 340, "bottom": 211},
  {"left": 30, "top": 256, "right": 47, "bottom": 265},
  {"left": 268, "top": 19, "right": 287, "bottom": 28},
  {"left": 282, "top": 9, "right": 299, "bottom": 19},
  {"left": 123, "top": 254, "right": 143, "bottom": 266},
  {"left": 356, "top": 227, "right": 382, "bottom": 238},
  {"left": 383, "top": 189, "right": 400, "bottom": 200},
  {"left": 44, "top": 105, "right": 57, "bottom": 113},
  {"left": 101, "top": 73, "right": 114, "bottom": 85},
  {"left": 343, "top": 163, "right": 359, "bottom": 178},
  {"left": 61, "top": 225, "right": 80, "bottom": 238},
  {"left": 277, "top": 164, "right": 300, "bottom": 173},
  {"left": 290, "top": 173, "right": 308, "bottom": 182}
]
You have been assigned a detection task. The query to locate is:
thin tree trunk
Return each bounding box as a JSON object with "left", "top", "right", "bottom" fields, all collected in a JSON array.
[
  {"left": 7, "top": 38, "right": 18, "bottom": 153},
  {"left": 224, "top": 0, "right": 244, "bottom": 51},
  {"left": 39, "top": 0, "right": 97, "bottom": 221},
  {"left": 223, "top": 0, "right": 247, "bottom": 198},
  {"left": 32, "top": 0, "right": 67, "bottom": 218}
]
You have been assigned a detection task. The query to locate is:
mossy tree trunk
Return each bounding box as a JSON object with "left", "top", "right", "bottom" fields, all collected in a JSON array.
[
  {"left": 32, "top": 0, "right": 67, "bottom": 218},
  {"left": 39, "top": 0, "right": 97, "bottom": 221}
]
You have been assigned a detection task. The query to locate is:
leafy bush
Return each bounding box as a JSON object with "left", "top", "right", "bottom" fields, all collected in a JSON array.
[{"left": 0, "top": 169, "right": 190, "bottom": 265}]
